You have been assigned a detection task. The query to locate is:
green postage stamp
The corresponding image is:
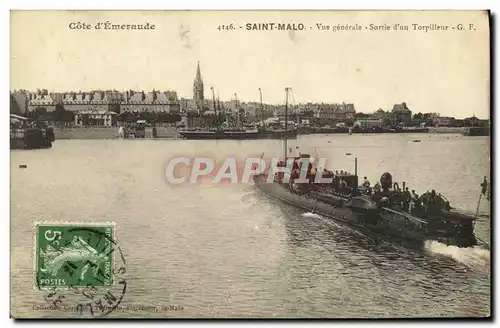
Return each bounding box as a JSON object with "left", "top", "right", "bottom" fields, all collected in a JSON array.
[{"left": 35, "top": 222, "right": 116, "bottom": 290}]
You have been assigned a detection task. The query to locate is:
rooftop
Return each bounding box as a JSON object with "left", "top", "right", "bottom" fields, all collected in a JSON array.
[
  {"left": 77, "top": 109, "right": 118, "bottom": 115},
  {"left": 392, "top": 103, "right": 411, "bottom": 113}
]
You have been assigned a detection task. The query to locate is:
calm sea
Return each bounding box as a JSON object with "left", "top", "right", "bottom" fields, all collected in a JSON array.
[{"left": 10, "top": 133, "right": 491, "bottom": 318}]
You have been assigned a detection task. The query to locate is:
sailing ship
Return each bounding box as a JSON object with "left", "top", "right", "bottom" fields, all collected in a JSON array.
[
  {"left": 253, "top": 89, "right": 487, "bottom": 249},
  {"left": 178, "top": 88, "right": 298, "bottom": 140}
]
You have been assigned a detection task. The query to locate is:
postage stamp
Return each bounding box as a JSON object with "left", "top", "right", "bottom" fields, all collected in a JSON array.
[{"left": 35, "top": 222, "right": 116, "bottom": 290}]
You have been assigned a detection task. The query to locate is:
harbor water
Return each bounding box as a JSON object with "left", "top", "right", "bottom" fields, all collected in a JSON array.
[{"left": 10, "top": 133, "right": 490, "bottom": 318}]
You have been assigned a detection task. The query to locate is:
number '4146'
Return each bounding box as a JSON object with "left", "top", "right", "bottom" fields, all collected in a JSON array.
[{"left": 218, "top": 24, "right": 235, "bottom": 31}]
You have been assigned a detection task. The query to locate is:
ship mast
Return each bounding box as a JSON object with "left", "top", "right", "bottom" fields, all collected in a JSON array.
[
  {"left": 284, "top": 87, "right": 290, "bottom": 160},
  {"left": 217, "top": 90, "right": 222, "bottom": 124},
  {"left": 211, "top": 87, "right": 218, "bottom": 129},
  {"left": 217, "top": 90, "right": 220, "bottom": 111},
  {"left": 258, "top": 88, "right": 264, "bottom": 127},
  {"left": 234, "top": 93, "right": 240, "bottom": 127}
]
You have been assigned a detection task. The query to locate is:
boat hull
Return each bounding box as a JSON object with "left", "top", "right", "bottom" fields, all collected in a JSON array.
[{"left": 254, "top": 179, "right": 478, "bottom": 248}]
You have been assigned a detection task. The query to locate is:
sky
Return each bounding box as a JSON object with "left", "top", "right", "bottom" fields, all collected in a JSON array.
[{"left": 10, "top": 10, "right": 490, "bottom": 118}]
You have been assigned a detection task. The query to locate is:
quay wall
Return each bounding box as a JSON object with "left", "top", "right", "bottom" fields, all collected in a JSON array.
[
  {"left": 54, "top": 126, "right": 179, "bottom": 140},
  {"left": 51, "top": 126, "right": 467, "bottom": 139},
  {"left": 427, "top": 127, "right": 464, "bottom": 134}
]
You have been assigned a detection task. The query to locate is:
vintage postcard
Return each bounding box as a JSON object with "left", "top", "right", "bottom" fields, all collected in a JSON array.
[{"left": 10, "top": 10, "right": 491, "bottom": 319}]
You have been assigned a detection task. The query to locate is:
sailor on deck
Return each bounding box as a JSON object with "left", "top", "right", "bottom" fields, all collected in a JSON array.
[
  {"left": 361, "top": 177, "right": 371, "bottom": 195},
  {"left": 403, "top": 187, "right": 411, "bottom": 211},
  {"left": 408, "top": 190, "right": 416, "bottom": 212},
  {"left": 340, "top": 179, "right": 348, "bottom": 191},
  {"left": 481, "top": 176, "right": 490, "bottom": 201},
  {"left": 411, "top": 190, "right": 419, "bottom": 200}
]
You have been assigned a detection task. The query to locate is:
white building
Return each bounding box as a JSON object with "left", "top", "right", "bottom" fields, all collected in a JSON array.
[
  {"left": 75, "top": 109, "right": 118, "bottom": 127},
  {"left": 354, "top": 117, "right": 383, "bottom": 128}
]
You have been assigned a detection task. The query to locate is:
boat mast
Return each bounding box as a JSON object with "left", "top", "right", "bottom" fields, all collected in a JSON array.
[
  {"left": 234, "top": 93, "right": 240, "bottom": 127},
  {"left": 284, "top": 87, "right": 290, "bottom": 160},
  {"left": 211, "top": 87, "right": 218, "bottom": 129},
  {"left": 259, "top": 88, "right": 264, "bottom": 127},
  {"left": 217, "top": 90, "right": 220, "bottom": 110},
  {"left": 217, "top": 90, "right": 222, "bottom": 124},
  {"left": 289, "top": 88, "right": 299, "bottom": 125}
]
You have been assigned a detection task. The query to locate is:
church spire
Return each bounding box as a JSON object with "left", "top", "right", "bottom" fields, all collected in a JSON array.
[
  {"left": 193, "top": 61, "right": 204, "bottom": 110},
  {"left": 196, "top": 61, "right": 202, "bottom": 81}
]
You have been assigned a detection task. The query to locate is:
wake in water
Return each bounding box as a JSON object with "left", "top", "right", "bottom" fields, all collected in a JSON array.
[
  {"left": 300, "top": 211, "right": 368, "bottom": 238},
  {"left": 424, "top": 240, "right": 490, "bottom": 268},
  {"left": 301, "top": 211, "right": 323, "bottom": 220},
  {"left": 301, "top": 212, "right": 491, "bottom": 269}
]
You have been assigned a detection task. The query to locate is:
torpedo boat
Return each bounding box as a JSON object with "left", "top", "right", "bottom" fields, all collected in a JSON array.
[
  {"left": 253, "top": 156, "right": 486, "bottom": 249},
  {"left": 252, "top": 88, "right": 487, "bottom": 249}
]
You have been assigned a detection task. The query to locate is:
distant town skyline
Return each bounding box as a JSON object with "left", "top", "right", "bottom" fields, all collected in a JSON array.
[
  {"left": 10, "top": 11, "right": 489, "bottom": 119},
  {"left": 10, "top": 87, "right": 487, "bottom": 119}
]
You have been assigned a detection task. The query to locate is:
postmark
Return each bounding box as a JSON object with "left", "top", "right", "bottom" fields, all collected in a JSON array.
[{"left": 34, "top": 222, "right": 127, "bottom": 317}]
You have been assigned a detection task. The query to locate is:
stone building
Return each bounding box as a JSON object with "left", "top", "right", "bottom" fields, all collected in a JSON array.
[
  {"left": 313, "top": 104, "right": 336, "bottom": 124},
  {"left": 391, "top": 102, "right": 412, "bottom": 126},
  {"left": 27, "top": 89, "right": 56, "bottom": 112},
  {"left": 25, "top": 89, "right": 180, "bottom": 115},
  {"left": 60, "top": 91, "right": 111, "bottom": 113},
  {"left": 333, "top": 103, "right": 356, "bottom": 121},
  {"left": 120, "top": 90, "right": 180, "bottom": 113},
  {"left": 374, "top": 108, "right": 389, "bottom": 120}
]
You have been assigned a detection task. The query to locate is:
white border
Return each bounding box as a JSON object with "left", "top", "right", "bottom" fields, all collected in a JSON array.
[
  {"left": 4, "top": 0, "right": 500, "bottom": 10},
  {"left": 4, "top": 0, "right": 498, "bottom": 326}
]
